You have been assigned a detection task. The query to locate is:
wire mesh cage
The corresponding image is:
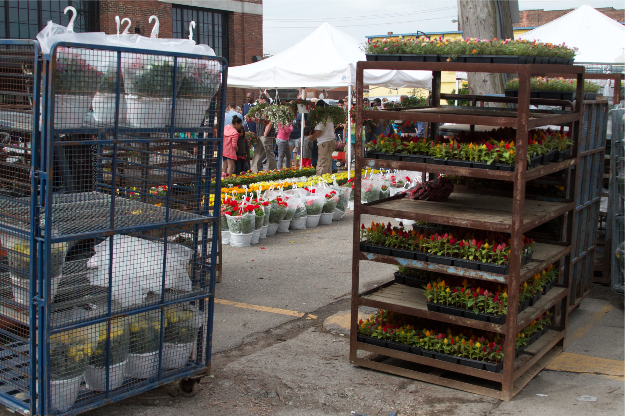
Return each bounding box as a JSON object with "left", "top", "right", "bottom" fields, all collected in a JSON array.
[
  {"left": 0, "top": 40, "right": 226, "bottom": 415},
  {"left": 610, "top": 108, "right": 625, "bottom": 293}
]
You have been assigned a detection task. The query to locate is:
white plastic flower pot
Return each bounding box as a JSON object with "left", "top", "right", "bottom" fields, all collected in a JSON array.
[
  {"left": 221, "top": 230, "right": 231, "bottom": 245},
  {"left": 290, "top": 216, "right": 306, "bottom": 230},
  {"left": 52, "top": 94, "right": 93, "bottom": 129},
  {"left": 306, "top": 214, "right": 321, "bottom": 228},
  {"left": 319, "top": 213, "right": 334, "bottom": 225},
  {"left": 174, "top": 98, "right": 210, "bottom": 128},
  {"left": 266, "top": 223, "right": 279, "bottom": 236},
  {"left": 229, "top": 232, "right": 253, "bottom": 248},
  {"left": 85, "top": 360, "right": 127, "bottom": 392},
  {"left": 12, "top": 274, "right": 62, "bottom": 307},
  {"left": 50, "top": 375, "right": 82, "bottom": 412},
  {"left": 277, "top": 219, "right": 291, "bottom": 233},
  {"left": 125, "top": 351, "right": 159, "bottom": 379},
  {"left": 259, "top": 225, "right": 268, "bottom": 239},
  {"left": 348, "top": 201, "right": 354, "bottom": 211},
  {"left": 333, "top": 209, "right": 345, "bottom": 221},
  {"left": 125, "top": 95, "right": 172, "bottom": 128},
  {"left": 161, "top": 342, "right": 194, "bottom": 370},
  {"left": 92, "top": 92, "right": 127, "bottom": 126},
  {"left": 251, "top": 229, "right": 260, "bottom": 244}
]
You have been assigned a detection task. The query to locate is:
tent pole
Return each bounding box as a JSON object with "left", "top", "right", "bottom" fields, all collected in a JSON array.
[
  {"left": 301, "top": 88, "right": 305, "bottom": 169},
  {"left": 347, "top": 85, "right": 352, "bottom": 180}
]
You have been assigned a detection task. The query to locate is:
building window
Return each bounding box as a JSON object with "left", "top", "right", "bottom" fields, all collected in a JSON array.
[
  {"left": 0, "top": 1, "right": 99, "bottom": 40},
  {"left": 172, "top": 5, "right": 229, "bottom": 61}
]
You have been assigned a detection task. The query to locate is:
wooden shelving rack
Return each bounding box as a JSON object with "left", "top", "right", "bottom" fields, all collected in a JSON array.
[{"left": 350, "top": 61, "right": 585, "bottom": 401}]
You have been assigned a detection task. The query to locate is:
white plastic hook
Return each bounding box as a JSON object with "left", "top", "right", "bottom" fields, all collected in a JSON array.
[
  {"left": 121, "top": 18, "right": 131, "bottom": 35},
  {"left": 149, "top": 15, "right": 160, "bottom": 39},
  {"left": 188, "top": 21, "right": 196, "bottom": 41},
  {"left": 64, "top": 6, "right": 77, "bottom": 33},
  {"left": 115, "top": 16, "right": 120, "bottom": 35}
]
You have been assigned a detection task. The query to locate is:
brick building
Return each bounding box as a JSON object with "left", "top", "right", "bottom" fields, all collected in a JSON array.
[
  {"left": 514, "top": 7, "right": 624, "bottom": 27},
  {"left": 0, "top": 0, "right": 263, "bottom": 105}
]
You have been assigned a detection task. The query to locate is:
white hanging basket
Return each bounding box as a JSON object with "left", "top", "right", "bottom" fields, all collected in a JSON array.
[
  {"left": 290, "top": 216, "right": 306, "bottom": 230},
  {"left": 319, "top": 212, "right": 334, "bottom": 225},
  {"left": 92, "top": 92, "right": 127, "bottom": 126},
  {"left": 174, "top": 98, "right": 210, "bottom": 128},
  {"left": 125, "top": 351, "right": 159, "bottom": 379},
  {"left": 277, "top": 219, "right": 291, "bottom": 233},
  {"left": 53, "top": 94, "right": 93, "bottom": 129},
  {"left": 162, "top": 342, "right": 194, "bottom": 370},
  {"left": 230, "top": 232, "right": 253, "bottom": 247},
  {"left": 266, "top": 223, "right": 279, "bottom": 236},
  {"left": 85, "top": 360, "right": 127, "bottom": 392},
  {"left": 125, "top": 95, "right": 172, "bottom": 128},
  {"left": 306, "top": 214, "right": 321, "bottom": 228}
]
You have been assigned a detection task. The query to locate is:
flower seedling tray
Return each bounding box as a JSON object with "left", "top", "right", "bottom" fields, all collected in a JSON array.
[
  {"left": 553, "top": 148, "right": 571, "bottom": 162},
  {"left": 357, "top": 335, "right": 506, "bottom": 373},
  {"left": 394, "top": 272, "right": 429, "bottom": 288}
]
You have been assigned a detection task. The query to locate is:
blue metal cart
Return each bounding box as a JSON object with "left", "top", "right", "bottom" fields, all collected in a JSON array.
[{"left": 0, "top": 39, "right": 226, "bottom": 415}]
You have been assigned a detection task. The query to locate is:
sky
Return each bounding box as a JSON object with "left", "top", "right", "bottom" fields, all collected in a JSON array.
[{"left": 263, "top": 0, "right": 624, "bottom": 55}]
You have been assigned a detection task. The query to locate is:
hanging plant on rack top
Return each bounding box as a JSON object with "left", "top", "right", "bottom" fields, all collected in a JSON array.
[
  {"left": 308, "top": 106, "right": 347, "bottom": 129},
  {"left": 289, "top": 99, "right": 316, "bottom": 114},
  {"left": 245, "top": 103, "right": 270, "bottom": 123},
  {"left": 246, "top": 104, "right": 296, "bottom": 127}
]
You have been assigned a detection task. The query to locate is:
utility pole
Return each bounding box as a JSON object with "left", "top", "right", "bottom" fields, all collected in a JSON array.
[{"left": 457, "top": 0, "right": 515, "bottom": 103}]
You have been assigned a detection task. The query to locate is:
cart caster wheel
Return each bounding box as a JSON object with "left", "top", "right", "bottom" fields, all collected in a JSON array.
[
  {"left": 179, "top": 378, "right": 199, "bottom": 397},
  {"left": 336, "top": 161, "right": 342, "bottom": 167}
]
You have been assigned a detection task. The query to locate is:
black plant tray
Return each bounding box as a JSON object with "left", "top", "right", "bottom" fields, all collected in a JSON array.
[
  {"left": 505, "top": 90, "right": 576, "bottom": 100},
  {"left": 394, "top": 272, "right": 429, "bottom": 288},
  {"left": 356, "top": 335, "right": 504, "bottom": 373},
  {"left": 427, "top": 302, "right": 507, "bottom": 324},
  {"left": 553, "top": 148, "right": 571, "bottom": 162},
  {"left": 365, "top": 54, "right": 572, "bottom": 65},
  {"left": 371, "top": 151, "right": 519, "bottom": 171}
]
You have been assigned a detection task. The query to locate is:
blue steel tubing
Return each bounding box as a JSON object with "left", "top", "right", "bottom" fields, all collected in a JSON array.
[
  {"left": 157, "top": 56, "right": 180, "bottom": 382},
  {"left": 204, "top": 63, "right": 228, "bottom": 367},
  {"left": 49, "top": 292, "right": 214, "bottom": 335}
]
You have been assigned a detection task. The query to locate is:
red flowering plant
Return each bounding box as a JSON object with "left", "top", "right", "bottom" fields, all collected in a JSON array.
[{"left": 322, "top": 190, "right": 339, "bottom": 213}]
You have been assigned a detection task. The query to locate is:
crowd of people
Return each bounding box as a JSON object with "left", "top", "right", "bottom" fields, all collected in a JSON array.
[{"left": 219, "top": 93, "right": 427, "bottom": 177}]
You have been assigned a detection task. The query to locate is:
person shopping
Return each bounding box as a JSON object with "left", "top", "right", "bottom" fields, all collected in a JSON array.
[
  {"left": 222, "top": 115, "right": 242, "bottom": 176},
  {"left": 276, "top": 121, "right": 293, "bottom": 169},
  {"left": 308, "top": 100, "right": 336, "bottom": 176},
  {"left": 249, "top": 94, "right": 278, "bottom": 172},
  {"left": 234, "top": 118, "right": 250, "bottom": 174}
]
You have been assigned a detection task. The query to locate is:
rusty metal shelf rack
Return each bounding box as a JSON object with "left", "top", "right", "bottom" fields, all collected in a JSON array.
[{"left": 350, "top": 61, "right": 585, "bottom": 401}]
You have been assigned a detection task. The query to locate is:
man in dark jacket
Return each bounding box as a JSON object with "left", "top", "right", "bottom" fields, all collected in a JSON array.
[{"left": 243, "top": 92, "right": 256, "bottom": 133}]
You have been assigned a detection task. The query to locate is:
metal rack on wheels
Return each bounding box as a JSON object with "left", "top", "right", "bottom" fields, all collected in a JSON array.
[
  {"left": 350, "top": 60, "right": 585, "bottom": 400},
  {"left": 0, "top": 39, "right": 226, "bottom": 415},
  {"left": 610, "top": 107, "right": 625, "bottom": 293}
]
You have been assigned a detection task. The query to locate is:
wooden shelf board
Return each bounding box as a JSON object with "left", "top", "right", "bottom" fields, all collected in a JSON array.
[
  {"left": 351, "top": 356, "right": 503, "bottom": 400},
  {"left": 362, "top": 107, "right": 580, "bottom": 129},
  {"left": 358, "top": 242, "right": 569, "bottom": 285},
  {"left": 358, "top": 283, "right": 506, "bottom": 333},
  {"left": 359, "top": 193, "right": 573, "bottom": 233},
  {"left": 518, "top": 287, "right": 568, "bottom": 330},
  {"left": 354, "top": 341, "right": 503, "bottom": 382},
  {"left": 512, "top": 346, "right": 563, "bottom": 397},
  {"left": 358, "top": 280, "right": 567, "bottom": 333},
  {"left": 513, "top": 330, "right": 564, "bottom": 381}
]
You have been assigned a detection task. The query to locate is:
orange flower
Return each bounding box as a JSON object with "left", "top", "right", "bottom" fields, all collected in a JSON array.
[{"left": 472, "top": 49, "right": 477, "bottom": 54}]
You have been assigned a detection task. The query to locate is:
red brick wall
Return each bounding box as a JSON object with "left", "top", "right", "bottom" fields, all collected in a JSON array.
[
  {"left": 227, "top": 10, "right": 263, "bottom": 107},
  {"left": 514, "top": 7, "right": 624, "bottom": 27},
  {"left": 99, "top": 0, "right": 173, "bottom": 37}
]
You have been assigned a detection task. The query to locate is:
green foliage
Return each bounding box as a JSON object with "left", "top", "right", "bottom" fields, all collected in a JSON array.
[{"left": 308, "top": 106, "right": 347, "bottom": 129}]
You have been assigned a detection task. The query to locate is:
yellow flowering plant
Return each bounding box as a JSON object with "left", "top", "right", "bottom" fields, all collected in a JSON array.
[
  {"left": 50, "top": 327, "right": 97, "bottom": 380},
  {"left": 164, "top": 304, "right": 201, "bottom": 345},
  {"left": 89, "top": 318, "right": 130, "bottom": 368},
  {"left": 129, "top": 311, "right": 162, "bottom": 355}
]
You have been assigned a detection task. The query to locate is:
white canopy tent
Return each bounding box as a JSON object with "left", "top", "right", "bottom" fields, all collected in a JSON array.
[
  {"left": 517, "top": 5, "right": 625, "bottom": 63},
  {"left": 228, "top": 22, "right": 432, "bottom": 175}
]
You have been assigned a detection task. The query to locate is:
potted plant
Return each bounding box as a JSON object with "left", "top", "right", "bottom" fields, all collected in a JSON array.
[
  {"left": 122, "top": 57, "right": 185, "bottom": 128},
  {"left": 176, "top": 59, "right": 221, "bottom": 127},
  {"left": 52, "top": 48, "right": 104, "bottom": 129},
  {"left": 49, "top": 328, "right": 95, "bottom": 411},
  {"left": 162, "top": 304, "right": 202, "bottom": 370},
  {"left": 85, "top": 318, "right": 130, "bottom": 391},
  {"left": 267, "top": 198, "right": 287, "bottom": 235},
  {"left": 126, "top": 310, "right": 161, "bottom": 379},
  {"left": 320, "top": 191, "right": 339, "bottom": 225},
  {"left": 304, "top": 195, "right": 323, "bottom": 228},
  {"left": 93, "top": 65, "right": 126, "bottom": 126},
  {"left": 227, "top": 208, "right": 256, "bottom": 246},
  {"left": 5, "top": 233, "right": 66, "bottom": 307}
]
